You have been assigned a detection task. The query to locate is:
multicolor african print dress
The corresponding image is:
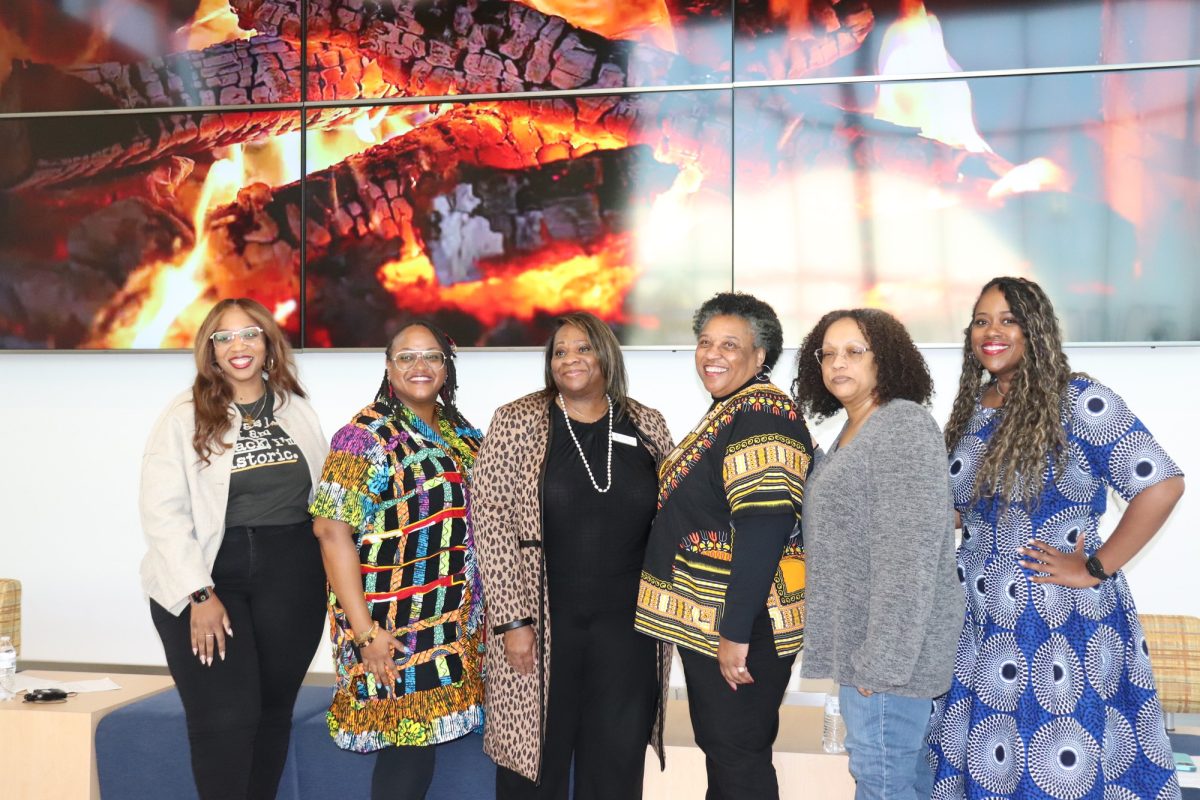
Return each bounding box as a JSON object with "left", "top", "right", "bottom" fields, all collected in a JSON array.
[
  {"left": 929, "top": 377, "right": 1183, "bottom": 800},
  {"left": 310, "top": 399, "right": 485, "bottom": 753}
]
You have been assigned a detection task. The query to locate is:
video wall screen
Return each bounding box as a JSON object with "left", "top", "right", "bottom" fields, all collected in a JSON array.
[{"left": 0, "top": 0, "right": 1197, "bottom": 348}]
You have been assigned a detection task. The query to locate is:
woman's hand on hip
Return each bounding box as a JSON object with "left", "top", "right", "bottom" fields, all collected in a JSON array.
[
  {"left": 361, "top": 630, "right": 407, "bottom": 687},
  {"left": 1019, "top": 537, "right": 1098, "bottom": 588},
  {"left": 717, "top": 636, "right": 753, "bottom": 691},
  {"left": 504, "top": 625, "right": 537, "bottom": 674},
  {"left": 189, "top": 595, "right": 232, "bottom": 666}
]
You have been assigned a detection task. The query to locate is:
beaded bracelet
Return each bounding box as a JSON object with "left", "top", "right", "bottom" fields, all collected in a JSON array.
[{"left": 353, "top": 621, "right": 380, "bottom": 648}]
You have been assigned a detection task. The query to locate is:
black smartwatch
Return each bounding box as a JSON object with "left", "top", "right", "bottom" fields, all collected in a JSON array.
[
  {"left": 1084, "top": 555, "right": 1111, "bottom": 583},
  {"left": 190, "top": 586, "right": 213, "bottom": 604}
]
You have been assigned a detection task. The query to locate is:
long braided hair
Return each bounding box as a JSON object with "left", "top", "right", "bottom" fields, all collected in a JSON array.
[
  {"left": 375, "top": 319, "right": 476, "bottom": 437},
  {"left": 944, "top": 277, "right": 1080, "bottom": 503}
]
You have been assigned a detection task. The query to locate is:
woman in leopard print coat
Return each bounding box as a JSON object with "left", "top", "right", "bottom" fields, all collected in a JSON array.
[{"left": 473, "top": 312, "right": 675, "bottom": 798}]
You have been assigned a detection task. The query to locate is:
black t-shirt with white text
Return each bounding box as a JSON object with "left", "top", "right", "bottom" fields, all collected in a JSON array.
[{"left": 225, "top": 391, "right": 311, "bottom": 528}]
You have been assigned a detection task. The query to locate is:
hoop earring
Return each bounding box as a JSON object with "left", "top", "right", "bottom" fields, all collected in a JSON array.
[{"left": 755, "top": 366, "right": 772, "bottom": 382}]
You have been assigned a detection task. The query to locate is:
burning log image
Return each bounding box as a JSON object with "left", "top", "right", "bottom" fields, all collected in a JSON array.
[
  {"left": 733, "top": 2, "right": 1200, "bottom": 343},
  {"left": 0, "top": 0, "right": 1197, "bottom": 348},
  {"left": 0, "top": 0, "right": 730, "bottom": 348}
]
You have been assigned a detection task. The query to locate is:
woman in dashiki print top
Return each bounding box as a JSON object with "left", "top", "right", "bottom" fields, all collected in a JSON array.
[
  {"left": 636, "top": 291, "right": 813, "bottom": 800},
  {"left": 311, "top": 320, "right": 484, "bottom": 800}
]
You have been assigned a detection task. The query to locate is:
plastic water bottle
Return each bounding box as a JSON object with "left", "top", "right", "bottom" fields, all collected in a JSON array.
[
  {"left": 0, "top": 636, "right": 16, "bottom": 700},
  {"left": 822, "top": 691, "right": 846, "bottom": 753}
]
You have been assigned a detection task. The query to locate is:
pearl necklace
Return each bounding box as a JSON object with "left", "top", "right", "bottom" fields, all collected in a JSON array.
[{"left": 557, "top": 394, "right": 613, "bottom": 493}]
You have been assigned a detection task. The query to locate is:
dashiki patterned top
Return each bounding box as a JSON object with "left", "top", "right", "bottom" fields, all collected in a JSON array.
[
  {"left": 929, "top": 377, "right": 1183, "bottom": 800},
  {"left": 635, "top": 381, "right": 813, "bottom": 657},
  {"left": 310, "top": 399, "right": 485, "bottom": 753}
]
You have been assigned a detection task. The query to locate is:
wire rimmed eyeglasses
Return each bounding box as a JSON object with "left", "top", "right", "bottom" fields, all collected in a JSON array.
[
  {"left": 391, "top": 350, "right": 447, "bottom": 370},
  {"left": 814, "top": 346, "right": 871, "bottom": 365},
  {"left": 210, "top": 326, "right": 264, "bottom": 345}
]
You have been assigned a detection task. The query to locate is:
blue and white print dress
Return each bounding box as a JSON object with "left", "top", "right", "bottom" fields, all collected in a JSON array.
[{"left": 929, "top": 377, "right": 1183, "bottom": 800}]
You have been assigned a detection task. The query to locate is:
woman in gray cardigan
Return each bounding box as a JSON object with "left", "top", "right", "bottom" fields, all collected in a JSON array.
[{"left": 791, "top": 308, "right": 961, "bottom": 800}]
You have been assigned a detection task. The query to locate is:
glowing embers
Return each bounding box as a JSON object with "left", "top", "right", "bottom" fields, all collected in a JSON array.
[
  {"left": 525, "top": 0, "right": 679, "bottom": 52},
  {"left": 377, "top": 235, "right": 637, "bottom": 327}
]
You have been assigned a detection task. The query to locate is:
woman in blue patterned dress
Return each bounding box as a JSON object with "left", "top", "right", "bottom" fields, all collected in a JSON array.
[
  {"left": 311, "top": 320, "right": 485, "bottom": 800},
  {"left": 929, "top": 277, "right": 1185, "bottom": 799}
]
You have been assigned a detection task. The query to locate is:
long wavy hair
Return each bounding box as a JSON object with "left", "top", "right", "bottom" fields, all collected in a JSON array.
[
  {"left": 944, "top": 277, "right": 1078, "bottom": 502},
  {"left": 192, "top": 299, "right": 305, "bottom": 464},
  {"left": 375, "top": 319, "right": 475, "bottom": 432},
  {"left": 541, "top": 311, "right": 631, "bottom": 416}
]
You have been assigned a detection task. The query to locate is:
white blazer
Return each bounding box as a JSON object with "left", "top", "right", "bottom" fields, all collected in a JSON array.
[{"left": 138, "top": 388, "right": 328, "bottom": 614}]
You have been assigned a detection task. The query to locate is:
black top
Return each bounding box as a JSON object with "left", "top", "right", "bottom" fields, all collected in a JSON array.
[
  {"left": 542, "top": 405, "right": 658, "bottom": 615},
  {"left": 636, "top": 380, "right": 812, "bottom": 651},
  {"left": 226, "top": 391, "right": 312, "bottom": 528}
]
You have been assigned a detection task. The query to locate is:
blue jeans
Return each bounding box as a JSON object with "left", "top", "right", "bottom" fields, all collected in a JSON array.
[{"left": 839, "top": 685, "right": 935, "bottom": 800}]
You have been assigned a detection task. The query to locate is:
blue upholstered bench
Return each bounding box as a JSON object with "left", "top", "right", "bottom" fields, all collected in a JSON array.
[
  {"left": 1172, "top": 732, "right": 1200, "bottom": 800},
  {"left": 96, "top": 684, "right": 495, "bottom": 799}
]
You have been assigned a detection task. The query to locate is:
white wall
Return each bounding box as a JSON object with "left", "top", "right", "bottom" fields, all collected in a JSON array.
[{"left": 1, "top": 345, "right": 1196, "bottom": 678}]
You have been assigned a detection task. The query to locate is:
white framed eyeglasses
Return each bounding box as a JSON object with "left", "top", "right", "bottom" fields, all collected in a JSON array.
[
  {"left": 391, "top": 350, "right": 447, "bottom": 370},
  {"left": 814, "top": 346, "right": 871, "bottom": 365},
  {"left": 210, "top": 326, "right": 264, "bottom": 345}
]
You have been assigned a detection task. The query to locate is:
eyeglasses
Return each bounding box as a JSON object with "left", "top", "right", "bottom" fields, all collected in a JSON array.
[
  {"left": 814, "top": 346, "right": 871, "bottom": 365},
  {"left": 210, "top": 326, "right": 264, "bottom": 345},
  {"left": 391, "top": 350, "right": 447, "bottom": 370}
]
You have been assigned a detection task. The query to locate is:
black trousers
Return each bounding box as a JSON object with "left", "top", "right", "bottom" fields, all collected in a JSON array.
[
  {"left": 496, "top": 604, "right": 658, "bottom": 800},
  {"left": 678, "top": 611, "right": 797, "bottom": 800},
  {"left": 151, "top": 522, "right": 327, "bottom": 800}
]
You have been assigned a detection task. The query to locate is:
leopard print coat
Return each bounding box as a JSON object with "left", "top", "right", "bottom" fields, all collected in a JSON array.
[{"left": 473, "top": 390, "right": 675, "bottom": 783}]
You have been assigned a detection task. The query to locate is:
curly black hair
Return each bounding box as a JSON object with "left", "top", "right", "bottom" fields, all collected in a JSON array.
[
  {"left": 692, "top": 291, "right": 784, "bottom": 370},
  {"left": 791, "top": 308, "right": 933, "bottom": 420}
]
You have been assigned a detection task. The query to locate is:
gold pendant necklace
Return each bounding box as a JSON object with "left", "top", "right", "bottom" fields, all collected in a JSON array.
[{"left": 237, "top": 389, "right": 269, "bottom": 425}]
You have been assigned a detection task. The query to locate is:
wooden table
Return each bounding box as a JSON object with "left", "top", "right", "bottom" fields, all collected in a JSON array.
[{"left": 0, "top": 670, "right": 174, "bottom": 800}]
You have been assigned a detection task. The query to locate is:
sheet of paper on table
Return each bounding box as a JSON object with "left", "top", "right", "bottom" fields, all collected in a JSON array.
[{"left": 8, "top": 674, "right": 122, "bottom": 693}]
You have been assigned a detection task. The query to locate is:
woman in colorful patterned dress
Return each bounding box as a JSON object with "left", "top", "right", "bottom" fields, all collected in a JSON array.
[
  {"left": 636, "top": 292, "right": 814, "bottom": 799},
  {"left": 929, "top": 277, "right": 1186, "bottom": 800},
  {"left": 310, "top": 320, "right": 485, "bottom": 800}
]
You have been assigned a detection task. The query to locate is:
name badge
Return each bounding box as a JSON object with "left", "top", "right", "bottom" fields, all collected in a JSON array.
[{"left": 611, "top": 431, "right": 638, "bottom": 447}]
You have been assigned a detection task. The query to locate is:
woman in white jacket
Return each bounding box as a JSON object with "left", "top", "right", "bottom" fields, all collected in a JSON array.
[{"left": 139, "top": 298, "right": 328, "bottom": 800}]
